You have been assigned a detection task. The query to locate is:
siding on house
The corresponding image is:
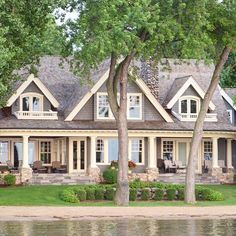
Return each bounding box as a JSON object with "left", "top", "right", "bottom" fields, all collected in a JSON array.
[
  {"left": 223, "top": 98, "right": 236, "bottom": 125},
  {"left": 73, "top": 97, "right": 94, "bottom": 120}
]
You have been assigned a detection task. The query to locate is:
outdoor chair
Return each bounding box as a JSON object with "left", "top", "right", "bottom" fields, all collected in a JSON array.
[
  {"left": 52, "top": 161, "right": 67, "bottom": 173},
  {"left": 164, "top": 160, "right": 177, "bottom": 173},
  {"left": 6, "top": 161, "right": 19, "bottom": 174},
  {"left": 157, "top": 158, "right": 165, "bottom": 173},
  {"left": 32, "top": 161, "right": 47, "bottom": 173},
  {"left": 218, "top": 160, "right": 227, "bottom": 173}
]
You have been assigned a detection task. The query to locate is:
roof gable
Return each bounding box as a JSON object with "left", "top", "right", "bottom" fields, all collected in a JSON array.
[
  {"left": 165, "top": 76, "right": 215, "bottom": 110},
  {"left": 7, "top": 74, "right": 59, "bottom": 108},
  {"left": 65, "top": 71, "right": 173, "bottom": 123},
  {"left": 219, "top": 86, "right": 236, "bottom": 110}
]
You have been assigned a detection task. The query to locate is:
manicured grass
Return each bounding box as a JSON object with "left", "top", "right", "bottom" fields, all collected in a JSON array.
[{"left": 0, "top": 184, "right": 235, "bottom": 206}]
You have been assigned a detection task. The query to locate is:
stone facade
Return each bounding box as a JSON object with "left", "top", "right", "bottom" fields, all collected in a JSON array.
[
  {"left": 88, "top": 166, "right": 101, "bottom": 182},
  {"left": 20, "top": 168, "right": 33, "bottom": 183}
]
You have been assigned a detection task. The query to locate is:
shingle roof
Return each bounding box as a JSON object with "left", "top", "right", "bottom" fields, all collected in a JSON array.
[
  {"left": 224, "top": 88, "right": 236, "bottom": 101},
  {"left": 1, "top": 56, "right": 234, "bottom": 132}
]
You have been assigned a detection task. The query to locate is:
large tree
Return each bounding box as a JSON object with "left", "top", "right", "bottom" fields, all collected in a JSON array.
[
  {"left": 185, "top": 0, "right": 236, "bottom": 203},
  {"left": 0, "top": 0, "right": 65, "bottom": 107},
  {"left": 62, "top": 0, "right": 218, "bottom": 205}
]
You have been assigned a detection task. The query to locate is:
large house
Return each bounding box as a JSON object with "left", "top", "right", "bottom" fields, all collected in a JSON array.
[{"left": 0, "top": 56, "right": 235, "bottom": 184}]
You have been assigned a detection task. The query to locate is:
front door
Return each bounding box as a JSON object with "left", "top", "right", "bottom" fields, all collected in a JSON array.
[{"left": 72, "top": 139, "right": 86, "bottom": 172}]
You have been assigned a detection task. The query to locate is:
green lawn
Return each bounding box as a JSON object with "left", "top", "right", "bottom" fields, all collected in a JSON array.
[{"left": 0, "top": 185, "right": 235, "bottom": 206}]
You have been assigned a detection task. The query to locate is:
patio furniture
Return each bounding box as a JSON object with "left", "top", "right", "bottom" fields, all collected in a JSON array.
[
  {"left": 164, "top": 160, "right": 177, "bottom": 173},
  {"left": 157, "top": 158, "right": 165, "bottom": 173},
  {"left": 52, "top": 161, "right": 67, "bottom": 173},
  {"left": 218, "top": 160, "right": 227, "bottom": 173},
  {"left": 32, "top": 161, "right": 47, "bottom": 173},
  {"left": 6, "top": 161, "right": 19, "bottom": 174},
  {"left": 174, "top": 160, "right": 186, "bottom": 173}
]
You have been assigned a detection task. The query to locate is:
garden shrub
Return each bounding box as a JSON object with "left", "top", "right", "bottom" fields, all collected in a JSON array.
[
  {"left": 141, "top": 188, "right": 150, "bottom": 200},
  {"left": 196, "top": 187, "right": 224, "bottom": 201},
  {"left": 166, "top": 188, "right": 176, "bottom": 200},
  {"left": 153, "top": 188, "right": 164, "bottom": 201},
  {"left": 177, "top": 188, "right": 185, "bottom": 200},
  {"left": 103, "top": 168, "right": 118, "bottom": 184},
  {"left": 130, "top": 179, "right": 150, "bottom": 189},
  {"left": 86, "top": 188, "right": 95, "bottom": 200},
  {"left": 95, "top": 188, "right": 105, "bottom": 200},
  {"left": 3, "top": 174, "right": 16, "bottom": 186},
  {"left": 105, "top": 188, "right": 116, "bottom": 200},
  {"left": 76, "top": 189, "right": 87, "bottom": 201},
  {"left": 60, "top": 189, "right": 79, "bottom": 203},
  {"left": 129, "top": 188, "right": 137, "bottom": 201}
]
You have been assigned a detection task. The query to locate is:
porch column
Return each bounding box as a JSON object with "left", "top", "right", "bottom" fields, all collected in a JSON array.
[
  {"left": 90, "top": 136, "right": 97, "bottom": 168},
  {"left": 227, "top": 139, "right": 233, "bottom": 169},
  {"left": 148, "top": 136, "right": 157, "bottom": 168},
  {"left": 212, "top": 137, "right": 219, "bottom": 168},
  {"left": 22, "top": 135, "right": 30, "bottom": 168}
]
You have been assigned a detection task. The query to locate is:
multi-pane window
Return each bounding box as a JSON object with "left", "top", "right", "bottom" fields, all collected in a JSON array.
[
  {"left": 98, "top": 95, "right": 111, "bottom": 118},
  {"left": 181, "top": 100, "right": 187, "bottom": 114},
  {"left": 204, "top": 141, "right": 213, "bottom": 160},
  {"left": 128, "top": 95, "right": 141, "bottom": 119},
  {"left": 163, "top": 141, "right": 174, "bottom": 160},
  {"left": 0, "top": 142, "right": 8, "bottom": 164},
  {"left": 131, "top": 139, "right": 143, "bottom": 163},
  {"left": 40, "top": 141, "right": 51, "bottom": 164},
  {"left": 96, "top": 139, "right": 104, "bottom": 163},
  {"left": 21, "top": 93, "right": 42, "bottom": 112},
  {"left": 180, "top": 97, "right": 199, "bottom": 115}
]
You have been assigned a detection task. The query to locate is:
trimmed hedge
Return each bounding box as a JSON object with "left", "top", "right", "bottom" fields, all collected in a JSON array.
[
  {"left": 103, "top": 168, "right": 118, "bottom": 184},
  {"left": 3, "top": 174, "right": 16, "bottom": 186},
  {"left": 129, "top": 188, "right": 137, "bottom": 201},
  {"left": 59, "top": 182, "right": 224, "bottom": 203},
  {"left": 153, "top": 188, "right": 164, "bottom": 201}
]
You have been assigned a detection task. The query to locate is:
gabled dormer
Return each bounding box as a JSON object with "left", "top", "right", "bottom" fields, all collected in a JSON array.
[
  {"left": 164, "top": 76, "right": 217, "bottom": 122},
  {"left": 7, "top": 74, "right": 59, "bottom": 120}
]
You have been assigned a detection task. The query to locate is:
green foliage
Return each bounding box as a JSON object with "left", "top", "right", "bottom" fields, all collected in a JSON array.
[
  {"left": 86, "top": 189, "right": 95, "bottom": 200},
  {"left": 76, "top": 189, "right": 86, "bottom": 201},
  {"left": 130, "top": 179, "right": 151, "bottom": 189},
  {"left": 196, "top": 187, "right": 224, "bottom": 201},
  {"left": 103, "top": 168, "right": 118, "bottom": 184},
  {"left": 177, "top": 189, "right": 185, "bottom": 200},
  {"left": 95, "top": 188, "right": 105, "bottom": 200},
  {"left": 129, "top": 189, "right": 137, "bottom": 201},
  {"left": 3, "top": 174, "right": 16, "bottom": 186},
  {"left": 105, "top": 188, "right": 116, "bottom": 201},
  {"left": 166, "top": 188, "right": 176, "bottom": 200},
  {"left": 59, "top": 189, "right": 79, "bottom": 203},
  {"left": 141, "top": 189, "right": 150, "bottom": 201},
  {"left": 153, "top": 188, "right": 164, "bottom": 201}
]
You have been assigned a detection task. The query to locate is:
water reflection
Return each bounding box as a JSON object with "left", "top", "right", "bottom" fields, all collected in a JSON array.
[{"left": 0, "top": 219, "right": 235, "bottom": 236}]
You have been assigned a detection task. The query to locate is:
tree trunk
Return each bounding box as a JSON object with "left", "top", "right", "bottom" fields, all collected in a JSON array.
[
  {"left": 185, "top": 46, "right": 232, "bottom": 204},
  {"left": 106, "top": 54, "right": 134, "bottom": 206}
]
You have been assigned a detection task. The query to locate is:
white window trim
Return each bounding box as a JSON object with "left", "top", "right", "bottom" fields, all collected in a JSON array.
[
  {"left": 95, "top": 137, "right": 144, "bottom": 165},
  {"left": 39, "top": 140, "right": 53, "bottom": 165},
  {"left": 178, "top": 96, "right": 200, "bottom": 121},
  {"left": 161, "top": 139, "right": 176, "bottom": 161},
  {"left": 96, "top": 92, "right": 142, "bottom": 120},
  {"left": 20, "top": 92, "right": 44, "bottom": 112},
  {"left": 227, "top": 109, "right": 233, "bottom": 124},
  {"left": 0, "top": 141, "right": 10, "bottom": 165}
]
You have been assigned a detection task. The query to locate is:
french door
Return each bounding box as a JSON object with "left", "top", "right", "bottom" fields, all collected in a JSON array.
[{"left": 71, "top": 139, "right": 86, "bottom": 172}]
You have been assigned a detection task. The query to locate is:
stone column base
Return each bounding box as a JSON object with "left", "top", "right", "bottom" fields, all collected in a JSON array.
[
  {"left": 210, "top": 167, "right": 222, "bottom": 177},
  {"left": 88, "top": 166, "right": 101, "bottom": 182},
  {"left": 20, "top": 167, "right": 33, "bottom": 183},
  {"left": 145, "top": 168, "right": 159, "bottom": 181}
]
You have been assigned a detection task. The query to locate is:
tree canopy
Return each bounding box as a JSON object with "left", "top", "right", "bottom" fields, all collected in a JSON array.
[{"left": 0, "top": 0, "right": 66, "bottom": 107}]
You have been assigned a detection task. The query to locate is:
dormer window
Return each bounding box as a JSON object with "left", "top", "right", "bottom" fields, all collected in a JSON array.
[
  {"left": 21, "top": 93, "right": 43, "bottom": 112},
  {"left": 179, "top": 96, "right": 200, "bottom": 120}
]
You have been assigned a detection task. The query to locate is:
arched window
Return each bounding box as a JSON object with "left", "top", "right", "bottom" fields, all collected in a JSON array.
[
  {"left": 179, "top": 96, "right": 200, "bottom": 120},
  {"left": 20, "top": 93, "right": 43, "bottom": 112}
]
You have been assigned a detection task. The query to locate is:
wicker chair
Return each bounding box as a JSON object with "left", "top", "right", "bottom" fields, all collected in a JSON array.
[
  {"left": 52, "top": 161, "right": 67, "bottom": 173},
  {"left": 33, "top": 161, "right": 47, "bottom": 173}
]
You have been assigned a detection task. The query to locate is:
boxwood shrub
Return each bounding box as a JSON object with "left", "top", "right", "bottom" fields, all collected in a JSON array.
[
  {"left": 4, "top": 174, "right": 16, "bottom": 186},
  {"left": 166, "top": 188, "right": 176, "bottom": 200},
  {"left": 86, "top": 188, "right": 95, "bottom": 200},
  {"left": 105, "top": 188, "right": 116, "bottom": 200},
  {"left": 60, "top": 189, "right": 79, "bottom": 203},
  {"left": 141, "top": 188, "right": 150, "bottom": 200},
  {"left": 129, "top": 188, "right": 137, "bottom": 201},
  {"left": 153, "top": 188, "right": 164, "bottom": 201},
  {"left": 76, "top": 189, "right": 86, "bottom": 201},
  {"left": 95, "top": 188, "right": 105, "bottom": 200},
  {"left": 103, "top": 168, "right": 118, "bottom": 184}
]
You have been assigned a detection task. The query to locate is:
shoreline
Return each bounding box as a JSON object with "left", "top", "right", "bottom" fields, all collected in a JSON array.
[{"left": 0, "top": 206, "right": 236, "bottom": 221}]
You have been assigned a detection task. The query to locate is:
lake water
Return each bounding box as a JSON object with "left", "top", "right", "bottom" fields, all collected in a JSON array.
[{"left": 0, "top": 219, "right": 235, "bottom": 236}]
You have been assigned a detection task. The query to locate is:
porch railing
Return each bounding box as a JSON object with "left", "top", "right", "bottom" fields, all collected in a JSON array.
[
  {"left": 172, "top": 111, "right": 217, "bottom": 122},
  {"left": 14, "top": 111, "right": 58, "bottom": 120}
]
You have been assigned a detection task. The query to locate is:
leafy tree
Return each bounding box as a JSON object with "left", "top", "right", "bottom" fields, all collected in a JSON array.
[
  {"left": 220, "top": 52, "right": 236, "bottom": 87},
  {"left": 62, "top": 0, "right": 219, "bottom": 205},
  {"left": 0, "top": 0, "right": 65, "bottom": 107},
  {"left": 185, "top": 0, "right": 235, "bottom": 203}
]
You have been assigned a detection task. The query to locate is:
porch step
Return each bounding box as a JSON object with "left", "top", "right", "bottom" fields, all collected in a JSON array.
[
  {"left": 158, "top": 174, "right": 220, "bottom": 184},
  {"left": 28, "top": 173, "right": 96, "bottom": 185}
]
